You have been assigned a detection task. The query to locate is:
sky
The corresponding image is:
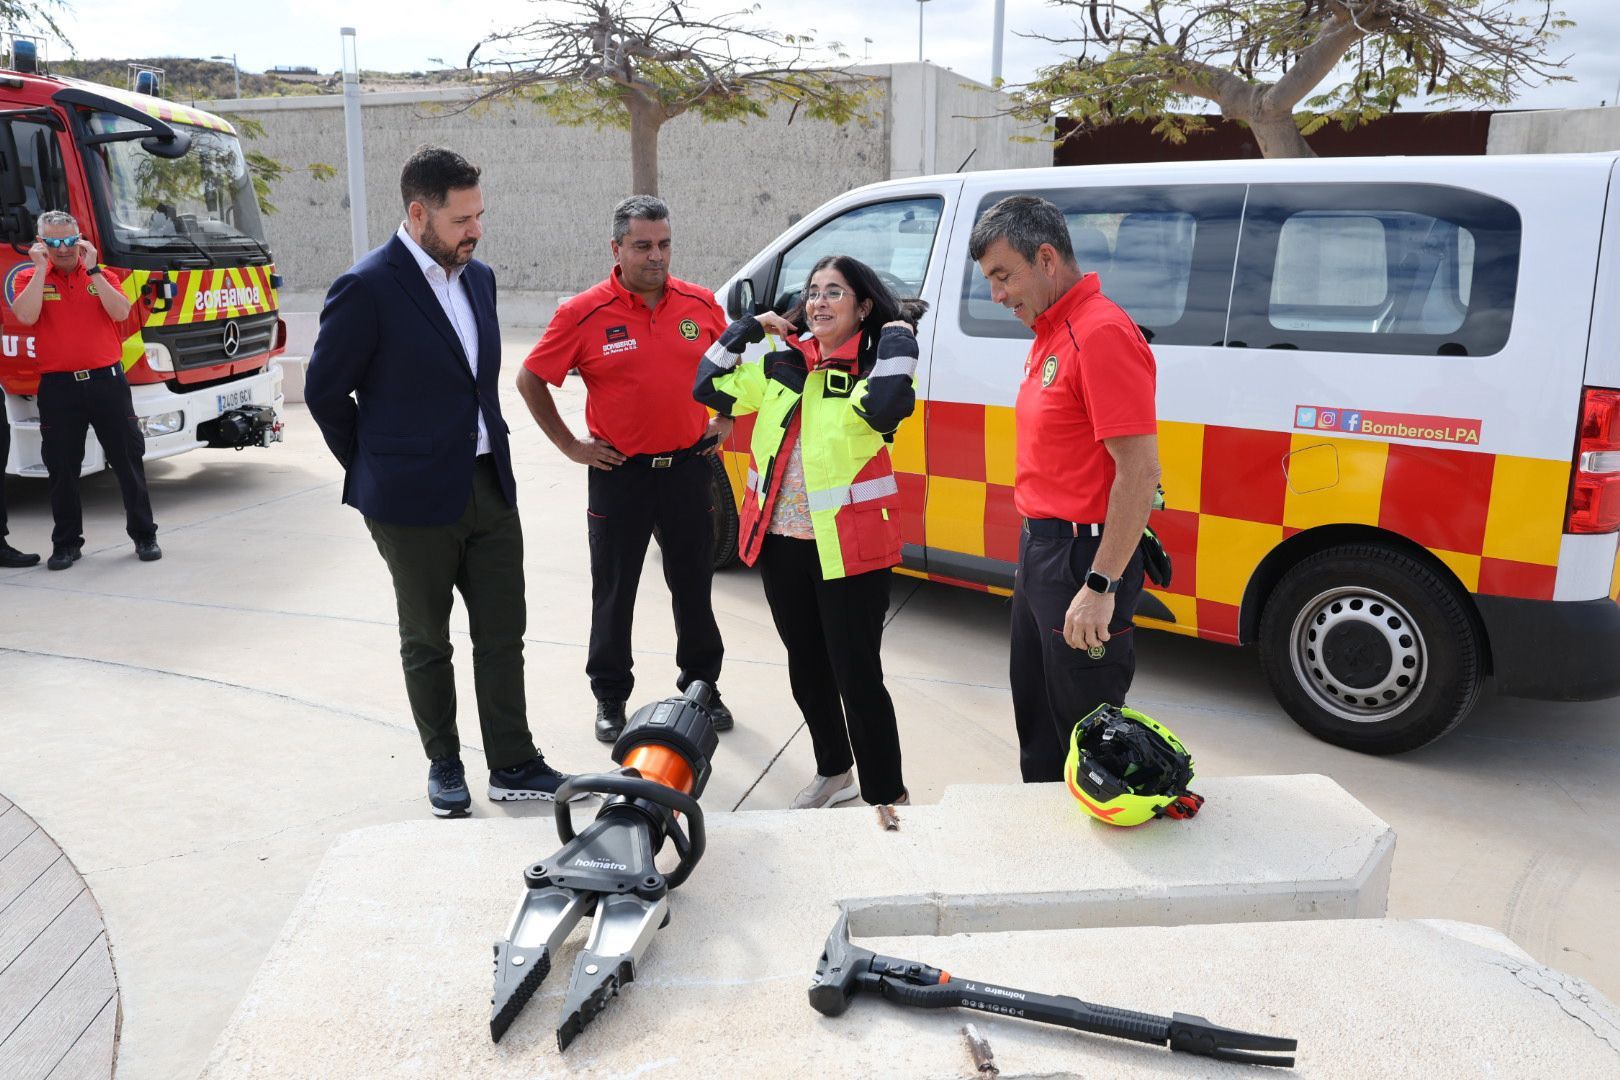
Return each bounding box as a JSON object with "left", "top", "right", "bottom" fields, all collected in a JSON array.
[{"left": 31, "top": 0, "right": 1620, "bottom": 111}]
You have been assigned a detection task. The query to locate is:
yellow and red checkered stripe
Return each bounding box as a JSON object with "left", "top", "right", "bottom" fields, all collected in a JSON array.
[
  {"left": 133, "top": 266, "right": 279, "bottom": 328},
  {"left": 725, "top": 401, "right": 1580, "bottom": 637}
]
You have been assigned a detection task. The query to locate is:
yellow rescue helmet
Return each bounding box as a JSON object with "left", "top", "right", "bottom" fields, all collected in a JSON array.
[{"left": 1064, "top": 704, "right": 1204, "bottom": 827}]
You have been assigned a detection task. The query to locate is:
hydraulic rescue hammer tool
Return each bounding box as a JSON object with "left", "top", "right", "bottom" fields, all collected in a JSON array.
[
  {"left": 490, "top": 682, "right": 719, "bottom": 1049},
  {"left": 809, "top": 912, "right": 1298, "bottom": 1069}
]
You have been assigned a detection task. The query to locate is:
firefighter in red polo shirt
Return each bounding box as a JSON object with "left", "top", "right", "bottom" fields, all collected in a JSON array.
[
  {"left": 516, "top": 195, "right": 733, "bottom": 741},
  {"left": 971, "top": 195, "right": 1163, "bottom": 783},
  {"left": 9, "top": 210, "right": 160, "bottom": 572}
]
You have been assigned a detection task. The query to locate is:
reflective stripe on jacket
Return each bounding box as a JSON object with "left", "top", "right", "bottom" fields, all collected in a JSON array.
[{"left": 694, "top": 317, "right": 920, "bottom": 579}]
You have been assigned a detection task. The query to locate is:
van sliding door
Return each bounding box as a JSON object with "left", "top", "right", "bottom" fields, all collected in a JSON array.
[{"left": 928, "top": 183, "right": 1244, "bottom": 596}]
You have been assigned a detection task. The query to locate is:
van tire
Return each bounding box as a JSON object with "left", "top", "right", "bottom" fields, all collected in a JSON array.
[
  {"left": 1258, "top": 544, "right": 1483, "bottom": 754},
  {"left": 707, "top": 453, "right": 741, "bottom": 571}
]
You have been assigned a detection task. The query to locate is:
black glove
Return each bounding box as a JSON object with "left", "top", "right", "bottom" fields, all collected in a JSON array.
[
  {"left": 1139, "top": 527, "right": 1173, "bottom": 589},
  {"left": 717, "top": 315, "right": 766, "bottom": 353}
]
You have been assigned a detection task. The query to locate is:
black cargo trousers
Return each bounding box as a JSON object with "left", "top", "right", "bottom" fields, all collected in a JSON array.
[
  {"left": 584, "top": 443, "right": 724, "bottom": 705},
  {"left": 1009, "top": 525, "right": 1146, "bottom": 783},
  {"left": 37, "top": 362, "right": 156, "bottom": 549}
]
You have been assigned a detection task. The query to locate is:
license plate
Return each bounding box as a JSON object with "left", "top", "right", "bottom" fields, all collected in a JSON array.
[{"left": 217, "top": 389, "right": 254, "bottom": 413}]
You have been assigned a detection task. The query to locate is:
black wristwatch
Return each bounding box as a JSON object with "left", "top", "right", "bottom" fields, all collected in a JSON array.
[
  {"left": 86, "top": 265, "right": 102, "bottom": 277},
  {"left": 1084, "top": 569, "right": 1120, "bottom": 595}
]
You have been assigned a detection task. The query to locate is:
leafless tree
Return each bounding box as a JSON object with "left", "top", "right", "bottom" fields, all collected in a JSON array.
[{"left": 467, "top": 0, "right": 870, "bottom": 195}]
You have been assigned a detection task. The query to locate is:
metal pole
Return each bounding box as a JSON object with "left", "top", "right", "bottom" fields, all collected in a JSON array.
[
  {"left": 917, "top": 0, "right": 928, "bottom": 64},
  {"left": 991, "top": 0, "right": 1005, "bottom": 85},
  {"left": 341, "top": 28, "right": 368, "bottom": 262},
  {"left": 232, "top": 54, "right": 240, "bottom": 100}
]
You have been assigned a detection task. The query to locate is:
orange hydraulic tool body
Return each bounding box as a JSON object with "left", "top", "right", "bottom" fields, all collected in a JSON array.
[{"left": 490, "top": 682, "right": 719, "bottom": 1049}]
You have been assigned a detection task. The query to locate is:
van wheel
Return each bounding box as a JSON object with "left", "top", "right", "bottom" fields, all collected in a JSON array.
[
  {"left": 707, "top": 453, "right": 740, "bottom": 571},
  {"left": 1258, "top": 544, "right": 1483, "bottom": 754}
]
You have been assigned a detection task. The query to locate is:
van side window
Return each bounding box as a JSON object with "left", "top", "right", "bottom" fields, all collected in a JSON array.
[
  {"left": 772, "top": 197, "right": 943, "bottom": 313},
  {"left": 1229, "top": 184, "right": 1520, "bottom": 356},
  {"left": 960, "top": 185, "right": 1243, "bottom": 345}
]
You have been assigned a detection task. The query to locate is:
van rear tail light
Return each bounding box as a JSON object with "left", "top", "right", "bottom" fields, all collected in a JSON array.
[{"left": 1568, "top": 386, "right": 1620, "bottom": 533}]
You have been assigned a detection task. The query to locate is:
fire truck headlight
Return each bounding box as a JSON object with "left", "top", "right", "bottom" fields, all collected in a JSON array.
[
  {"left": 139, "top": 411, "right": 184, "bottom": 437},
  {"left": 143, "top": 343, "right": 174, "bottom": 372}
]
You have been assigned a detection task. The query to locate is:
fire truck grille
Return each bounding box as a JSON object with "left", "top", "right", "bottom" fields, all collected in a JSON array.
[{"left": 145, "top": 312, "right": 279, "bottom": 370}]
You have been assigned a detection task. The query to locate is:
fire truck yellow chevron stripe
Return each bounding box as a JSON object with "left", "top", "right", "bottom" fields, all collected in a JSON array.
[
  {"left": 223, "top": 267, "right": 245, "bottom": 319},
  {"left": 176, "top": 271, "right": 208, "bottom": 325}
]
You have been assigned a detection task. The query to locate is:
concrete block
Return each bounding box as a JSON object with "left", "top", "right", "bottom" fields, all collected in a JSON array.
[
  {"left": 202, "top": 777, "right": 1439, "bottom": 1077},
  {"left": 276, "top": 356, "right": 307, "bottom": 404}
]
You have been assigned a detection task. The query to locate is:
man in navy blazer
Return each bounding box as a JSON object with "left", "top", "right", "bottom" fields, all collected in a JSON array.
[{"left": 306, "top": 145, "right": 577, "bottom": 817}]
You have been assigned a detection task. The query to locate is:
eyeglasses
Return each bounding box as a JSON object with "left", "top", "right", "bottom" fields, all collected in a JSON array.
[
  {"left": 41, "top": 235, "right": 80, "bottom": 248},
  {"left": 803, "top": 286, "right": 850, "bottom": 303}
]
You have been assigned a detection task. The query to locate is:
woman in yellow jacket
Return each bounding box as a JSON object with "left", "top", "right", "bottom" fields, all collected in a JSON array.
[{"left": 695, "top": 255, "right": 927, "bottom": 808}]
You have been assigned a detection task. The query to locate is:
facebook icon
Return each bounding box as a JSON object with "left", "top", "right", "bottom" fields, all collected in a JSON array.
[{"left": 1344, "top": 411, "right": 1363, "bottom": 433}]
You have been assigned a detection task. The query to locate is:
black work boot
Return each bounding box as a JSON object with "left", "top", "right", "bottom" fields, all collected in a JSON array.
[
  {"left": 707, "top": 692, "right": 734, "bottom": 733},
  {"left": 0, "top": 542, "right": 40, "bottom": 568},
  {"left": 46, "top": 545, "right": 81, "bottom": 571},
  {"left": 134, "top": 538, "right": 163, "bottom": 562},
  {"left": 594, "top": 699, "right": 627, "bottom": 743}
]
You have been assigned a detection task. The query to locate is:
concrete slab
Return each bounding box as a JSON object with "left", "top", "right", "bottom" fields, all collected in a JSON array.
[{"left": 201, "top": 778, "right": 1420, "bottom": 1076}]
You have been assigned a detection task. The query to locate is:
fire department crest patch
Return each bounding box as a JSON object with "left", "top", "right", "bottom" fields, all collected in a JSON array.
[
  {"left": 678, "top": 319, "right": 700, "bottom": 341},
  {"left": 1041, "top": 355, "right": 1059, "bottom": 387}
]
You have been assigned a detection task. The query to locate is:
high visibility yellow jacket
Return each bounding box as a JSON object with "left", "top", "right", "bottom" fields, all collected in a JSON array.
[{"left": 694, "top": 317, "right": 920, "bottom": 579}]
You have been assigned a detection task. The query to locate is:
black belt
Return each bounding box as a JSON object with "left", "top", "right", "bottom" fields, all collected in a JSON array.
[
  {"left": 624, "top": 434, "right": 717, "bottom": 469},
  {"left": 1024, "top": 518, "right": 1103, "bottom": 538},
  {"left": 41, "top": 362, "right": 122, "bottom": 383}
]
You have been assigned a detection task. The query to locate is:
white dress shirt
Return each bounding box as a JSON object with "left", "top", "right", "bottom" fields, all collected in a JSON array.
[{"left": 397, "top": 223, "right": 490, "bottom": 456}]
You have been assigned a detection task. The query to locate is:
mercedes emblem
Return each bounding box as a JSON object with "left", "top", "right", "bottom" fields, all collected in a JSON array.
[{"left": 222, "top": 320, "right": 241, "bottom": 358}]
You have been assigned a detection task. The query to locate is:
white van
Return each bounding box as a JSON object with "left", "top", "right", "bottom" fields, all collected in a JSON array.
[{"left": 710, "top": 154, "right": 1620, "bottom": 754}]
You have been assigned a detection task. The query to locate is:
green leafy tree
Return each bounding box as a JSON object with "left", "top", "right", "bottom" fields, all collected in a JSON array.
[
  {"left": 2, "top": 0, "right": 68, "bottom": 47},
  {"left": 1013, "top": 0, "right": 1573, "bottom": 158},
  {"left": 467, "top": 0, "right": 871, "bottom": 195}
]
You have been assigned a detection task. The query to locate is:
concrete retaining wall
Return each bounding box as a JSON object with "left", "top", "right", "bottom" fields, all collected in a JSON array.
[{"left": 196, "top": 64, "right": 1047, "bottom": 304}]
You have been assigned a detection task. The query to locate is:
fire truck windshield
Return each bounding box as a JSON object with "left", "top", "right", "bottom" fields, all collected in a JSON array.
[{"left": 85, "top": 110, "right": 269, "bottom": 265}]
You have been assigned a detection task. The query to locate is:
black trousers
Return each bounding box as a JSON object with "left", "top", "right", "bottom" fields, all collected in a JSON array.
[
  {"left": 365, "top": 456, "right": 538, "bottom": 769},
  {"left": 37, "top": 365, "right": 156, "bottom": 549},
  {"left": 585, "top": 451, "right": 723, "bottom": 703},
  {"left": 1009, "top": 530, "right": 1145, "bottom": 782},
  {"left": 0, "top": 412, "right": 11, "bottom": 540},
  {"left": 758, "top": 533, "right": 905, "bottom": 805}
]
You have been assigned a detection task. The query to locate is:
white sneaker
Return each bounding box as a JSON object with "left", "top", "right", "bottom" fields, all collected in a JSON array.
[{"left": 791, "top": 770, "right": 859, "bottom": 809}]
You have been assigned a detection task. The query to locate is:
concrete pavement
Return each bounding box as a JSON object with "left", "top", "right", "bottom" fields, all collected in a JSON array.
[{"left": 1, "top": 339, "right": 1618, "bottom": 1077}]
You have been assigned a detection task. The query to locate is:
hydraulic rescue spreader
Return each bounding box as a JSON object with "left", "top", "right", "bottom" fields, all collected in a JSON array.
[{"left": 490, "top": 682, "right": 719, "bottom": 1048}]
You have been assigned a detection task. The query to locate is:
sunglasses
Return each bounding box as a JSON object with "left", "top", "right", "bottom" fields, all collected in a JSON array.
[{"left": 41, "top": 235, "right": 81, "bottom": 249}]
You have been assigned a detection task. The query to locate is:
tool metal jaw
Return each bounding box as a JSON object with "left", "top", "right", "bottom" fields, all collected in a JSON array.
[{"left": 490, "top": 684, "right": 718, "bottom": 1049}]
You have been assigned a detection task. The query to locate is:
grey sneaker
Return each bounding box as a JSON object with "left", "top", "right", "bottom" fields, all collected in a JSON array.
[{"left": 790, "top": 770, "right": 859, "bottom": 809}]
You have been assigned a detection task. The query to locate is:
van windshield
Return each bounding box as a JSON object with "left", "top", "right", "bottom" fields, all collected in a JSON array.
[{"left": 85, "top": 111, "right": 269, "bottom": 265}]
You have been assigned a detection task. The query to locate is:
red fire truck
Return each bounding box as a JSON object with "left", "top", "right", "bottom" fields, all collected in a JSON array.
[{"left": 1, "top": 46, "right": 285, "bottom": 479}]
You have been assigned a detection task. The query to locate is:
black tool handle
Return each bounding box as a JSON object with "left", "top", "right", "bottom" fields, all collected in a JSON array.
[
  {"left": 873, "top": 977, "right": 1169, "bottom": 1046},
  {"left": 553, "top": 771, "right": 707, "bottom": 888}
]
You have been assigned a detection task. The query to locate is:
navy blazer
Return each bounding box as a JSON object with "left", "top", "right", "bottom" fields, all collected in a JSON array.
[{"left": 305, "top": 235, "right": 517, "bottom": 526}]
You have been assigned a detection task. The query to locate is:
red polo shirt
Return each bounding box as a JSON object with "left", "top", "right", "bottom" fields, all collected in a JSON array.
[
  {"left": 1015, "top": 273, "right": 1157, "bottom": 523},
  {"left": 9, "top": 264, "right": 128, "bottom": 374},
  {"left": 524, "top": 268, "right": 726, "bottom": 456}
]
